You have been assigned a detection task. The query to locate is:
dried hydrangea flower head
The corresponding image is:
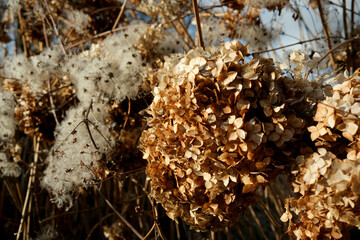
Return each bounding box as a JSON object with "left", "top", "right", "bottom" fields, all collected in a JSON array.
[
  {"left": 141, "top": 41, "right": 314, "bottom": 230},
  {"left": 282, "top": 69, "right": 360, "bottom": 239}
]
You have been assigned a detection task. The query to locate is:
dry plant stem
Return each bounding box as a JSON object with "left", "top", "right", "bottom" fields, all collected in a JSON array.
[
  {"left": 85, "top": 213, "right": 114, "bottom": 240},
  {"left": 42, "top": 21, "right": 49, "bottom": 48},
  {"left": 249, "top": 206, "right": 269, "bottom": 240},
  {"left": 93, "top": 190, "right": 103, "bottom": 236},
  {"left": 40, "top": 208, "right": 102, "bottom": 223},
  {"left": 47, "top": 79, "right": 59, "bottom": 125},
  {"left": 78, "top": 197, "right": 91, "bottom": 235},
  {"left": 134, "top": 177, "right": 144, "bottom": 231},
  {"left": 256, "top": 196, "right": 284, "bottom": 230},
  {"left": 305, "top": 36, "right": 360, "bottom": 79},
  {"left": 235, "top": 225, "right": 246, "bottom": 239},
  {"left": 292, "top": 1, "right": 316, "bottom": 39},
  {"left": 94, "top": 186, "right": 144, "bottom": 240},
  {"left": 130, "top": 178, "right": 166, "bottom": 240},
  {"left": 16, "top": 136, "right": 40, "bottom": 240},
  {"left": 123, "top": 99, "right": 131, "bottom": 129},
  {"left": 43, "top": 0, "right": 67, "bottom": 56},
  {"left": 268, "top": 186, "right": 283, "bottom": 217},
  {"left": 178, "top": 18, "right": 196, "bottom": 48},
  {"left": 210, "top": 231, "right": 215, "bottom": 240},
  {"left": 192, "top": 0, "right": 204, "bottom": 49},
  {"left": 316, "top": 0, "right": 336, "bottom": 69},
  {"left": 255, "top": 37, "right": 324, "bottom": 54},
  {"left": 329, "top": 0, "right": 360, "bottom": 16},
  {"left": 351, "top": 0, "right": 355, "bottom": 34},
  {"left": 16, "top": 181, "right": 23, "bottom": 206},
  {"left": 167, "top": 19, "right": 193, "bottom": 50},
  {"left": 3, "top": 179, "right": 22, "bottom": 212},
  {"left": 264, "top": 188, "right": 277, "bottom": 239},
  {"left": 143, "top": 222, "right": 156, "bottom": 240},
  {"left": 175, "top": 222, "right": 180, "bottom": 240},
  {"left": 343, "top": 0, "right": 349, "bottom": 40},
  {"left": 351, "top": 0, "right": 356, "bottom": 71},
  {"left": 18, "top": 10, "right": 28, "bottom": 58},
  {"left": 65, "top": 26, "right": 127, "bottom": 50},
  {"left": 343, "top": 0, "right": 352, "bottom": 71},
  {"left": 26, "top": 196, "right": 33, "bottom": 240},
  {"left": 63, "top": 28, "right": 75, "bottom": 45},
  {"left": 235, "top": 2, "right": 250, "bottom": 41},
  {"left": 225, "top": 227, "right": 231, "bottom": 240},
  {"left": 112, "top": 0, "right": 127, "bottom": 30},
  {"left": 32, "top": 193, "right": 41, "bottom": 225}
]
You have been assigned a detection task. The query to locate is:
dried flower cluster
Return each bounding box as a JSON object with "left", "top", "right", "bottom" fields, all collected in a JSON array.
[
  {"left": 282, "top": 69, "right": 360, "bottom": 239},
  {"left": 1, "top": 0, "right": 360, "bottom": 238},
  {"left": 140, "top": 41, "right": 319, "bottom": 230}
]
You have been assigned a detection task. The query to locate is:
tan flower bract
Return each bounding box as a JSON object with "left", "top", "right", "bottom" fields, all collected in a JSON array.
[
  {"left": 283, "top": 69, "right": 360, "bottom": 239},
  {"left": 141, "top": 41, "right": 314, "bottom": 230}
]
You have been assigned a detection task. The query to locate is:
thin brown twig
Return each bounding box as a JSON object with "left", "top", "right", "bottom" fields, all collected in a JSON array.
[
  {"left": 123, "top": 99, "right": 131, "bottom": 129},
  {"left": 47, "top": 79, "right": 59, "bottom": 125},
  {"left": 255, "top": 37, "right": 325, "bottom": 54},
  {"left": 351, "top": 0, "right": 356, "bottom": 71},
  {"left": 343, "top": 0, "right": 349, "bottom": 40},
  {"left": 316, "top": 0, "right": 336, "bottom": 69},
  {"left": 329, "top": 0, "right": 360, "bottom": 16},
  {"left": 167, "top": 19, "right": 193, "bottom": 50},
  {"left": 351, "top": 0, "right": 355, "bottom": 35},
  {"left": 192, "top": 0, "right": 204, "bottom": 49},
  {"left": 85, "top": 213, "right": 115, "bottom": 240},
  {"left": 65, "top": 26, "right": 127, "bottom": 50},
  {"left": 94, "top": 186, "right": 144, "bottom": 239},
  {"left": 143, "top": 222, "right": 156, "bottom": 240},
  {"left": 179, "top": 19, "right": 197, "bottom": 48},
  {"left": 43, "top": 0, "right": 67, "bottom": 56},
  {"left": 40, "top": 208, "right": 103, "bottom": 223},
  {"left": 256, "top": 196, "right": 284, "bottom": 230},
  {"left": 112, "top": 0, "right": 127, "bottom": 30},
  {"left": 42, "top": 21, "right": 49, "bottom": 48},
  {"left": 130, "top": 178, "right": 166, "bottom": 240},
  {"left": 249, "top": 206, "right": 269, "bottom": 240},
  {"left": 78, "top": 197, "right": 91, "bottom": 236},
  {"left": 2, "top": 178, "right": 22, "bottom": 212},
  {"left": 26, "top": 195, "right": 33, "bottom": 240},
  {"left": 305, "top": 36, "right": 360, "bottom": 79}
]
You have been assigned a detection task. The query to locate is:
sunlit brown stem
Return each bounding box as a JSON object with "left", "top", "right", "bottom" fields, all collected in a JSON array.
[
  {"left": 192, "top": 0, "right": 204, "bottom": 49},
  {"left": 316, "top": 0, "right": 336, "bottom": 69},
  {"left": 112, "top": 0, "right": 127, "bottom": 30}
]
